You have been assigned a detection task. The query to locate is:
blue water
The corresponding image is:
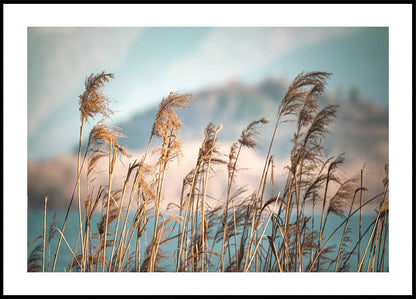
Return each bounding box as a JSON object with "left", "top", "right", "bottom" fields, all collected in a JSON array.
[{"left": 28, "top": 210, "right": 388, "bottom": 272}]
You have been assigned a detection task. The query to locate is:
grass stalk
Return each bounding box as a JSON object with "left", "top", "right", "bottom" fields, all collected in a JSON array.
[
  {"left": 76, "top": 123, "right": 85, "bottom": 271},
  {"left": 52, "top": 139, "right": 89, "bottom": 272},
  {"left": 316, "top": 167, "right": 331, "bottom": 271},
  {"left": 357, "top": 212, "right": 380, "bottom": 272},
  {"left": 108, "top": 163, "right": 135, "bottom": 271},
  {"left": 244, "top": 193, "right": 279, "bottom": 271},
  {"left": 42, "top": 196, "right": 48, "bottom": 272},
  {"left": 307, "top": 191, "right": 382, "bottom": 272},
  {"left": 358, "top": 167, "right": 364, "bottom": 267},
  {"left": 117, "top": 170, "right": 141, "bottom": 271},
  {"left": 176, "top": 131, "right": 210, "bottom": 271},
  {"left": 334, "top": 189, "right": 361, "bottom": 271},
  {"left": 200, "top": 124, "right": 222, "bottom": 271},
  {"left": 232, "top": 199, "right": 238, "bottom": 271},
  {"left": 102, "top": 142, "right": 116, "bottom": 271},
  {"left": 220, "top": 143, "right": 242, "bottom": 271}
]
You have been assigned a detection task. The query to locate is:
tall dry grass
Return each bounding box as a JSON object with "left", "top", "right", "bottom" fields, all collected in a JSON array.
[{"left": 28, "top": 71, "right": 389, "bottom": 272}]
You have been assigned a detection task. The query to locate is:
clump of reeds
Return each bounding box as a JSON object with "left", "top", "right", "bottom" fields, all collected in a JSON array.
[{"left": 29, "top": 71, "right": 388, "bottom": 273}]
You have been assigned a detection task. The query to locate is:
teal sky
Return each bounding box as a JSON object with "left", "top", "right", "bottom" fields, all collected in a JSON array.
[{"left": 27, "top": 27, "right": 388, "bottom": 160}]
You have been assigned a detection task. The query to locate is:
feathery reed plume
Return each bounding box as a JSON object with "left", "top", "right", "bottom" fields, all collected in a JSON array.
[
  {"left": 198, "top": 122, "right": 226, "bottom": 166},
  {"left": 303, "top": 174, "right": 327, "bottom": 205},
  {"left": 238, "top": 117, "right": 269, "bottom": 149},
  {"left": 327, "top": 154, "right": 345, "bottom": 180},
  {"left": 260, "top": 196, "right": 280, "bottom": 214},
  {"left": 151, "top": 91, "right": 194, "bottom": 209},
  {"left": 327, "top": 176, "right": 360, "bottom": 218},
  {"left": 130, "top": 93, "right": 194, "bottom": 270},
  {"left": 88, "top": 124, "right": 130, "bottom": 157},
  {"left": 278, "top": 72, "right": 332, "bottom": 121},
  {"left": 291, "top": 105, "right": 339, "bottom": 173},
  {"left": 151, "top": 91, "right": 194, "bottom": 139},
  {"left": 79, "top": 72, "right": 115, "bottom": 123},
  {"left": 227, "top": 142, "right": 239, "bottom": 179},
  {"left": 292, "top": 105, "right": 338, "bottom": 218},
  {"left": 28, "top": 241, "right": 43, "bottom": 272},
  {"left": 136, "top": 162, "right": 157, "bottom": 201},
  {"left": 87, "top": 150, "right": 107, "bottom": 179}
]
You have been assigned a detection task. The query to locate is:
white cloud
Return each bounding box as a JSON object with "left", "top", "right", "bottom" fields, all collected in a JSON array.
[
  {"left": 28, "top": 27, "right": 144, "bottom": 134},
  {"left": 28, "top": 136, "right": 384, "bottom": 213}
]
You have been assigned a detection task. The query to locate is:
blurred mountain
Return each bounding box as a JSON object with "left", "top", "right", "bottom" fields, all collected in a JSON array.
[
  {"left": 117, "top": 77, "right": 388, "bottom": 163},
  {"left": 118, "top": 78, "right": 286, "bottom": 151}
]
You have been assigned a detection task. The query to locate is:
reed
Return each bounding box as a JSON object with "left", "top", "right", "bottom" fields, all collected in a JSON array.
[{"left": 42, "top": 196, "right": 48, "bottom": 272}]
